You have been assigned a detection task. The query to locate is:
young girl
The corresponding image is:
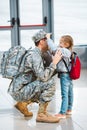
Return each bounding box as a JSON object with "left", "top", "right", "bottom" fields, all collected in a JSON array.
[
  {"left": 55, "top": 35, "right": 74, "bottom": 119},
  {"left": 47, "top": 34, "right": 74, "bottom": 119}
]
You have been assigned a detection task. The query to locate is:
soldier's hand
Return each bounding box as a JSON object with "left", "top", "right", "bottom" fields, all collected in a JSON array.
[{"left": 52, "top": 50, "right": 62, "bottom": 65}]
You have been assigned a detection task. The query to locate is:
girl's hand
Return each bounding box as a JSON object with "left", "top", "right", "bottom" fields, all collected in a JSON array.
[{"left": 46, "top": 33, "right": 52, "bottom": 39}]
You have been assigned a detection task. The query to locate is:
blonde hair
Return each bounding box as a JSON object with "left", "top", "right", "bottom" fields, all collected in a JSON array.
[{"left": 61, "top": 35, "right": 74, "bottom": 50}]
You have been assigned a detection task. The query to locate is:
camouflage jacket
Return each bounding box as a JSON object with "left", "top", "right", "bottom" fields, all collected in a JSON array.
[{"left": 8, "top": 47, "right": 56, "bottom": 93}]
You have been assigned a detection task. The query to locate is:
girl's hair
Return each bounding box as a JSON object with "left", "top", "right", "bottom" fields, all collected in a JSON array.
[{"left": 61, "top": 35, "right": 74, "bottom": 50}]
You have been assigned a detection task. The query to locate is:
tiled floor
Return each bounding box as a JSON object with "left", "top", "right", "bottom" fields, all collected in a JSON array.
[{"left": 0, "top": 69, "right": 87, "bottom": 130}]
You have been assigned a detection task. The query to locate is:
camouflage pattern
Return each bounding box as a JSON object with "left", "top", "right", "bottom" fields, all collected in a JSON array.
[
  {"left": 1, "top": 46, "right": 27, "bottom": 79},
  {"left": 32, "top": 30, "right": 46, "bottom": 43},
  {"left": 0, "top": 52, "right": 4, "bottom": 74},
  {"left": 8, "top": 47, "right": 57, "bottom": 103}
]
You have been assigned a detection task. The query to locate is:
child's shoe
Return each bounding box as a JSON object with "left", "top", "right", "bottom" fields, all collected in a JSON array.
[
  {"left": 55, "top": 113, "right": 66, "bottom": 119},
  {"left": 66, "top": 110, "right": 72, "bottom": 115}
]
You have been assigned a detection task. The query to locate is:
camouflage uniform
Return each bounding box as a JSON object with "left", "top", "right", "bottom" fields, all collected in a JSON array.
[
  {"left": 8, "top": 47, "right": 56, "bottom": 103},
  {"left": 0, "top": 52, "right": 4, "bottom": 74}
]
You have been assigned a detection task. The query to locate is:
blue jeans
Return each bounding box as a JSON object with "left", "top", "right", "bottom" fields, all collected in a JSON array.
[{"left": 59, "top": 73, "right": 73, "bottom": 114}]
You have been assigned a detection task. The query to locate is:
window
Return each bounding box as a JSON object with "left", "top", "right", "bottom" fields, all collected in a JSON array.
[
  {"left": 0, "top": 0, "right": 11, "bottom": 51},
  {"left": 20, "top": 30, "right": 40, "bottom": 49},
  {"left": 0, "top": 31, "right": 11, "bottom": 51},
  {"left": 0, "top": 0, "right": 10, "bottom": 26},
  {"left": 20, "top": 0, "right": 42, "bottom": 25}
]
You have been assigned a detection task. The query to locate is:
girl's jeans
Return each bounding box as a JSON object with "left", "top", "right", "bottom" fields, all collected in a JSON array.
[{"left": 59, "top": 73, "right": 73, "bottom": 114}]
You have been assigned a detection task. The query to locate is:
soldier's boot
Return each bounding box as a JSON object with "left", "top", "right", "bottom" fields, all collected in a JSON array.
[
  {"left": 36, "top": 102, "right": 60, "bottom": 123},
  {"left": 15, "top": 101, "right": 33, "bottom": 117}
]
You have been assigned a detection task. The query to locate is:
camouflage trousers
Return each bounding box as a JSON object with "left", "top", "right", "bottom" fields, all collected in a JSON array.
[{"left": 8, "top": 76, "right": 56, "bottom": 103}]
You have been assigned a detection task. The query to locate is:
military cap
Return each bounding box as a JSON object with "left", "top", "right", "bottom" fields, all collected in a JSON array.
[{"left": 32, "top": 30, "right": 47, "bottom": 43}]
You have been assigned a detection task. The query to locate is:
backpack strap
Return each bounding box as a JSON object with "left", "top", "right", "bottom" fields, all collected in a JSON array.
[
  {"left": 62, "top": 51, "right": 77, "bottom": 72},
  {"left": 62, "top": 58, "right": 70, "bottom": 72}
]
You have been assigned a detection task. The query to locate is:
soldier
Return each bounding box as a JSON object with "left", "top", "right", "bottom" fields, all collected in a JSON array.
[{"left": 8, "top": 30, "right": 62, "bottom": 123}]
